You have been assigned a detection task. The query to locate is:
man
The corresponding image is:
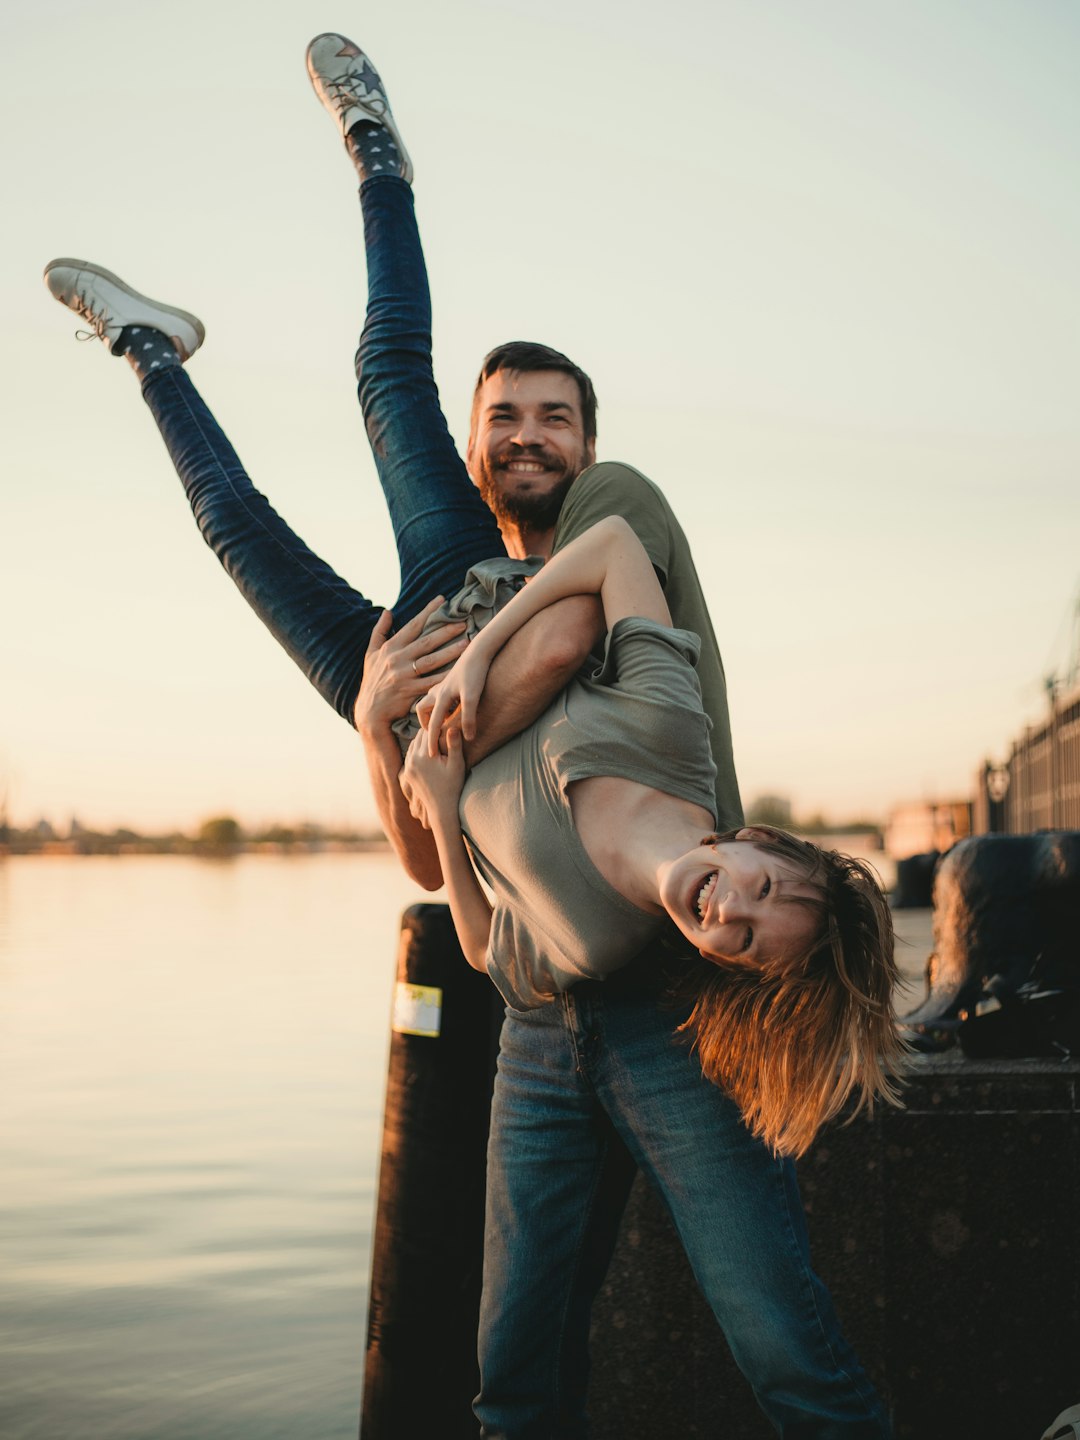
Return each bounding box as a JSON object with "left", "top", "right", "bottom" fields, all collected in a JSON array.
[
  {"left": 44, "top": 34, "right": 890, "bottom": 1437},
  {"left": 299, "top": 38, "right": 889, "bottom": 1440}
]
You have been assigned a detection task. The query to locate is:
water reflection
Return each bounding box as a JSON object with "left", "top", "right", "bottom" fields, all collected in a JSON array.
[{"left": 0, "top": 854, "right": 425, "bottom": 1440}]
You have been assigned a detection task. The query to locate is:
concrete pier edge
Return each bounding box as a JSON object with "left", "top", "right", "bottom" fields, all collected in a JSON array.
[{"left": 589, "top": 1052, "right": 1080, "bottom": 1439}]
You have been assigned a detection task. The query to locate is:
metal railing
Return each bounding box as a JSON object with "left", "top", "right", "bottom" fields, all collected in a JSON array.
[{"left": 976, "top": 681, "right": 1080, "bottom": 833}]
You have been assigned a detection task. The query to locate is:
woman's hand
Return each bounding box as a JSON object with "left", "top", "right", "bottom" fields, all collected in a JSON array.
[
  {"left": 353, "top": 598, "right": 468, "bottom": 734},
  {"left": 400, "top": 725, "right": 467, "bottom": 831},
  {"left": 416, "top": 643, "right": 495, "bottom": 756}
]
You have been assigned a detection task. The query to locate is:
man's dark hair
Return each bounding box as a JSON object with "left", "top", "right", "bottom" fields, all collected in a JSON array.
[{"left": 471, "top": 341, "right": 598, "bottom": 443}]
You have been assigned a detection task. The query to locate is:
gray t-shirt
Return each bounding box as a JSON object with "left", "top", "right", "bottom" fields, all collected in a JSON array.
[{"left": 459, "top": 617, "right": 718, "bottom": 1010}]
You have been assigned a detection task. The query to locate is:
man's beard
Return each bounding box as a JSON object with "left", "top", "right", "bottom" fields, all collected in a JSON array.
[{"left": 475, "top": 447, "right": 589, "bottom": 533}]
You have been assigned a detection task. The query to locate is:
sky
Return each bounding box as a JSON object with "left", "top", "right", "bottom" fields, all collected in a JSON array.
[{"left": 3, "top": 0, "right": 1079, "bottom": 833}]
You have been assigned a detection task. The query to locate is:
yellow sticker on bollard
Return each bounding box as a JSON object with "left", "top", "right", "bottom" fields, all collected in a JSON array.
[{"left": 392, "top": 982, "right": 443, "bottom": 1038}]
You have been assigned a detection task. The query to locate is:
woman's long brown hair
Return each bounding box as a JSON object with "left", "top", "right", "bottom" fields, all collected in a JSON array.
[{"left": 676, "top": 827, "right": 908, "bottom": 1157}]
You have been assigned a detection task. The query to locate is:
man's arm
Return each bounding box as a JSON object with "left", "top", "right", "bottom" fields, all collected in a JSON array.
[
  {"left": 355, "top": 601, "right": 467, "bottom": 890},
  {"left": 465, "top": 594, "right": 603, "bottom": 765},
  {"left": 357, "top": 594, "right": 602, "bottom": 887},
  {"left": 465, "top": 470, "right": 673, "bottom": 764},
  {"left": 422, "top": 518, "right": 669, "bottom": 746},
  {"left": 468, "top": 465, "right": 675, "bottom": 761}
]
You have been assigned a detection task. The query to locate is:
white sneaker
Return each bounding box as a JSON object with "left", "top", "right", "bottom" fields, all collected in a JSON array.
[
  {"left": 305, "top": 33, "right": 413, "bottom": 183},
  {"left": 43, "top": 259, "right": 205, "bottom": 361},
  {"left": 1043, "top": 1405, "right": 1080, "bottom": 1440}
]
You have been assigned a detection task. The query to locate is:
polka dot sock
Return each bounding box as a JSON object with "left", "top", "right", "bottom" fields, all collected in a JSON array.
[
  {"left": 114, "top": 326, "right": 182, "bottom": 380},
  {"left": 345, "top": 120, "right": 409, "bottom": 183}
]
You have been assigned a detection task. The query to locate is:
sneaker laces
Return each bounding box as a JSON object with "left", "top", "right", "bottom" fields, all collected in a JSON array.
[
  {"left": 325, "top": 64, "right": 389, "bottom": 123},
  {"left": 70, "top": 288, "right": 120, "bottom": 346}
]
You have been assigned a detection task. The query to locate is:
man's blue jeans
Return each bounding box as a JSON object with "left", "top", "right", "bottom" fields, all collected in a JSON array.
[
  {"left": 479, "top": 969, "right": 891, "bottom": 1439},
  {"left": 139, "top": 175, "right": 504, "bottom": 722},
  {"left": 136, "top": 172, "right": 888, "bottom": 1438}
]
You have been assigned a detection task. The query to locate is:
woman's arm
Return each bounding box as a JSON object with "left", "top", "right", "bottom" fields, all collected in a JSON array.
[
  {"left": 420, "top": 516, "right": 670, "bottom": 752},
  {"left": 399, "top": 728, "right": 493, "bottom": 972}
]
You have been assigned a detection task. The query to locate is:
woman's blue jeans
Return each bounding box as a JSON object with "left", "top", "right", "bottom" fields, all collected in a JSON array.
[
  {"left": 139, "top": 175, "right": 505, "bottom": 723},
  {"left": 137, "top": 172, "right": 888, "bottom": 1438}
]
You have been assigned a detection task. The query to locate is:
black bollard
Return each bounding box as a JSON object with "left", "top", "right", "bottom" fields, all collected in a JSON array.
[
  {"left": 361, "top": 904, "right": 502, "bottom": 1439},
  {"left": 891, "top": 850, "right": 939, "bottom": 909}
]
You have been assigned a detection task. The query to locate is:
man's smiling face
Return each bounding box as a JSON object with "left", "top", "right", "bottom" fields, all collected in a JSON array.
[{"left": 467, "top": 368, "right": 595, "bottom": 538}]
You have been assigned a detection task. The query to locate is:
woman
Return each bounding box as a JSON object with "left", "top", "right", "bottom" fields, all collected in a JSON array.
[{"left": 404, "top": 512, "right": 904, "bottom": 1157}]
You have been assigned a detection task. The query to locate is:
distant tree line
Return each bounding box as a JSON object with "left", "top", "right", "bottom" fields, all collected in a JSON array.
[
  {"left": 0, "top": 815, "right": 389, "bottom": 857},
  {"left": 745, "top": 795, "right": 882, "bottom": 839}
]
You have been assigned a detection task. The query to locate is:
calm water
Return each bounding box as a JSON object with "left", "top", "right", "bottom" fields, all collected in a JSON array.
[{"left": 0, "top": 854, "right": 426, "bottom": 1440}]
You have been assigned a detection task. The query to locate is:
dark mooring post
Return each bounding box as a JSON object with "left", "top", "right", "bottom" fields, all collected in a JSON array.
[{"left": 361, "top": 904, "right": 500, "bottom": 1439}]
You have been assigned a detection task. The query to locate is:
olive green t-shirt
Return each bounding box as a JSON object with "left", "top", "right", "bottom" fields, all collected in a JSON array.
[{"left": 552, "top": 462, "right": 743, "bottom": 832}]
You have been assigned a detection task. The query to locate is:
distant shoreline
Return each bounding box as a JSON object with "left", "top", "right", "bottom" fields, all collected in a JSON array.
[{"left": 0, "top": 838, "right": 392, "bottom": 859}]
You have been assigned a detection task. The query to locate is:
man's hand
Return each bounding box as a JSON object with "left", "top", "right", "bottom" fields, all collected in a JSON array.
[
  {"left": 354, "top": 591, "right": 600, "bottom": 890},
  {"left": 353, "top": 597, "right": 469, "bottom": 733},
  {"left": 400, "top": 726, "right": 466, "bottom": 832}
]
